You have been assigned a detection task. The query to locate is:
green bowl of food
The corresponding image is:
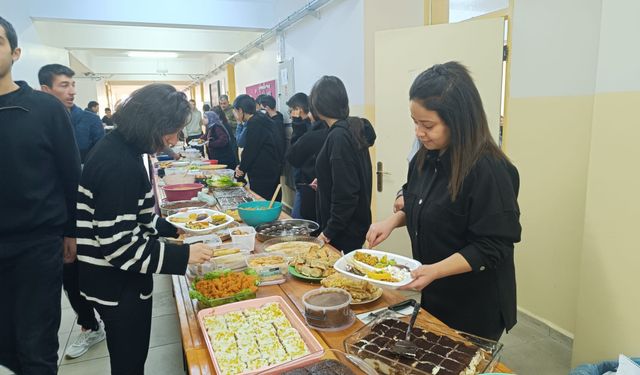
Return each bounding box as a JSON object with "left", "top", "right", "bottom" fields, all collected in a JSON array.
[{"left": 237, "top": 201, "right": 282, "bottom": 227}]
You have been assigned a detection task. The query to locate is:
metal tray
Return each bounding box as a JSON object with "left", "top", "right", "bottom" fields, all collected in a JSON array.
[
  {"left": 343, "top": 310, "right": 503, "bottom": 375},
  {"left": 255, "top": 219, "right": 320, "bottom": 242}
]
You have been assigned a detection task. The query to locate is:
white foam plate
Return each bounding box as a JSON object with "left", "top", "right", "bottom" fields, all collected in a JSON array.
[
  {"left": 334, "top": 249, "right": 422, "bottom": 289},
  {"left": 166, "top": 209, "right": 234, "bottom": 234}
]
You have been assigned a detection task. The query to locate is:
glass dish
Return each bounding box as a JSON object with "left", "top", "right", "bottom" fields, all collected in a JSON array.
[{"left": 343, "top": 310, "right": 503, "bottom": 375}]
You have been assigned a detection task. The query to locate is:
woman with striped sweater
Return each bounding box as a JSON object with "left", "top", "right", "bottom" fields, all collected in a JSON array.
[{"left": 76, "top": 84, "right": 213, "bottom": 375}]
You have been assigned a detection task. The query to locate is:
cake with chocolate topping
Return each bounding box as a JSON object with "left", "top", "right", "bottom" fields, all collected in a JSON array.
[{"left": 351, "top": 319, "right": 485, "bottom": 375}]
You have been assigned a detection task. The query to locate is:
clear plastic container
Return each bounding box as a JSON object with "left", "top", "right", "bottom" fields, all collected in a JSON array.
[
  {"left": 186, "top": 243, "right": 251, "bottom": 280},
  {"left": 245, "top": 252, "right": 288, "bottom": 285},
  {"left": 230, "top": 226, "right": 256, "bottom": 251},
  {"left": 302, "top": 287, "right": 355, "bottom": 332}
]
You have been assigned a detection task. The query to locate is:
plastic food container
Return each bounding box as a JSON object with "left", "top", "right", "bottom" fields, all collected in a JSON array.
[
  {"left": 189, "top": 269, "right": 259, "bottom": 308},
  {"left": 246, "top": 253, "right": 288, "bottom": 285},
  {"left": 270, "top": 349, "right": 375, "bottom": 375},
  {"left": 212, "top": 168, "right": 235, "bottom": 179},
  {"left": 343, "top": 310, "right": 504, "bottom": 375},
  {"left": 302, "top": 288, "right": 355, "bottom": 332},
  {"left": 197, "top": 295, "right": 325, "bottom": 375},
  {"left": 184, "top": 148, "right": 201, "bottom": 160},
  {"left": 159, "top": 199, "right": 208, "bottom": 217},
  {"left": 186, "top": 243, "right": 251, "bottom": 280},
  {"left": 237, "top": 201, "right": 282, "bottom": 227},
  {"left": 163, "top": 173, "right": 195, "bottom": 185},
  {"left": 162, "top": 183, "right": 204, "bottom": 201},
  {"left": 229, "top": 226, "right": 257, "bottom": 251}
]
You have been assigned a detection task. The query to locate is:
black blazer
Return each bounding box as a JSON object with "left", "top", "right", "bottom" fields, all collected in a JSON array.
[{"left": 403, "top": 149, "right": 521, "bottom": 339}]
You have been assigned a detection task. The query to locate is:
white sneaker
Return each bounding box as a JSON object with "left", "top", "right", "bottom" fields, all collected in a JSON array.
[{"left": 65, "top": 321, "right": 106, "bottom": 359}]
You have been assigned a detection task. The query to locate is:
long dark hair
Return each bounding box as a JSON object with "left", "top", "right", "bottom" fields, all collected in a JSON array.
[
  {"left": 410, "top": 61, "right": 508, "bottom": 201},
  {"left": 309, "top": 75, "right": 369, "bottom": 150},
  {"left": 114, "top": 83, "right": 191, "bottom": 153},
  {"left": 212, "top": 105, "right": 229, "bottom": 127}
]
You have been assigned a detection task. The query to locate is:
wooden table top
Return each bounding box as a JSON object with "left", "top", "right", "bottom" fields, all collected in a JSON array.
[{"left": 151, "top": 163, "right": 512, "bottom": 374}]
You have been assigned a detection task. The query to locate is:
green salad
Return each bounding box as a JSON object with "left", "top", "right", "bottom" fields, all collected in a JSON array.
[{"left": 206, "top": 175, "right": 241, "bottom": 188}]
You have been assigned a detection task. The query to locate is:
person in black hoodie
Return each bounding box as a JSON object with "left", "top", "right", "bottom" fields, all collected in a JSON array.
[
  {"left": 285, "top": 93, "right": 328, "bottom": 220},
  {"left": 233, "top": 94, "right": 283, "bottom": 201},
  {"left": 258, "top": 94, "right": 287, "bottom": 164},
  {"left": 310, "top": 76, "right": 376, "bottom": 253},
  {"left": 0, "top": 17, "right": 81, "bottom": 374},
  {"left": 366, "top": 62, "right": 521, "bottom": 341}
]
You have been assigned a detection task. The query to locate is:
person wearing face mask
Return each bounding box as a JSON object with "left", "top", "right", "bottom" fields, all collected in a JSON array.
[
  {"left": 233, "top": 94, "right": 283, "bottom": 201},
  {"left": 366, "top": 62, "right": 521, "bottom": 341},
  {"left": 285, "top": 92, "right": 327, "bottom": 220},
  {"left": 76, "top": 84, "right": 214, "bottom": 375}
]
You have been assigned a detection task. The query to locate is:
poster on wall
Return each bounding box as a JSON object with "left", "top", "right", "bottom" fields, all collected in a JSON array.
[
  {"left": 209, "top": 80, "right": 221, "bottom": 106},
  {"left": 245, "top": 80, "right": 277, "bottom": 99}
]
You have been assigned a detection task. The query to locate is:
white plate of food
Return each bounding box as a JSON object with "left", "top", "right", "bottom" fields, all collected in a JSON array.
[
  {"left": 166, "top": 209, "right": 234, "bottom": 234},
  {"left": 188, "top": 139, "right": 206, "bottom": 147},
  {"left": 333, "top": 249, "right": 421, "bottom": 289}
]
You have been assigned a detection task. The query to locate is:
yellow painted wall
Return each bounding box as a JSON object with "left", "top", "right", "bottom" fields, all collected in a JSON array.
[
  {"left": 571, "top": 91, "right": 640, "bottom": 364},
  {"left": 507, "top": 96, "right": 594, "bottom": 334}
]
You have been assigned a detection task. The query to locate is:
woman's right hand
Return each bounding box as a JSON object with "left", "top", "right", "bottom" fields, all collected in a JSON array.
[
  {"left": 188, "top": 243, "right": 214, "bottom": 264},
  {"left": 366, "top": 218, "right": 396, "bottom": 248}
]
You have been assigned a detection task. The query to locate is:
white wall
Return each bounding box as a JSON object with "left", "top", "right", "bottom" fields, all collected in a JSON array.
[
  {"left": 234, "top": 40, "right": 279, "bottom": 96},
  {"left": 73, "top": 78, "right": 100, "bottom": 112},
  {"left": 1, "top": 3, "right": 70, "bottom": 88}
]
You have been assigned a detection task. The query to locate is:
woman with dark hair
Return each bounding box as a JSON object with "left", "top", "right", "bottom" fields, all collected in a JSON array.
[
  {"left": 203, "top": 105, "right": 237, "bottom": 169},
  {"left": 310, "top": 76, "right": 376, "bottom": 253},
  {"left": 367, "top": 62, "right": 521, "bottom": 341},
  {"left": 233, "top": 94, "right": 283, "bottom": 200},
  {"left": 76, "top": 83, "right": 213, "bottom": 375}
]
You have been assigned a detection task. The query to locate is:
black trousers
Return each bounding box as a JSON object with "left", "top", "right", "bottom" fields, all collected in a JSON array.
[
  {"left": 63, "top": 260, "right": 99, "bottom": 331},
  {"left": 0, "top": 236, "right": 62, "bottom": 375},
  {"left": 249, "top": 175, "right": 281, "bottom": 201},
  {"left": 92, "top": 285, "right": 152, "bottom": 375}
]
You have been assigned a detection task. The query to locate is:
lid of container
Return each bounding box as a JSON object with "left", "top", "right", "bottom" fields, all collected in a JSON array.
[{"left": 302, "top": 287, "right": 352, "bottom": 311}]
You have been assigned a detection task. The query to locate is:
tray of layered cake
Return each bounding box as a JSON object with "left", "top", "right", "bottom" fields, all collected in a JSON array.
[
  {"left": 198, "top": 296, "right": 325, "bottom": 375},
  {"left": 344, "top": 310, "right": 503, "bottom": 375}
]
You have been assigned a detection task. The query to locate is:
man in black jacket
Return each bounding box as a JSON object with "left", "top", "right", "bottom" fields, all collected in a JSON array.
[
  {"left": 257, "top": 94, "right": 287, "bottom": 164},
  {"left": 233, "top": 94, "right": 283, "bottom": 201},
  {"left": 0, "top": 17, "right": 81, "bottom": 374}
]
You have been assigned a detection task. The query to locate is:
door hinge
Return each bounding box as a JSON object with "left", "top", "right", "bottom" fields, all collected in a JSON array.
[{"left": 503, "top": 45, "right": 509, "bottom": 62}]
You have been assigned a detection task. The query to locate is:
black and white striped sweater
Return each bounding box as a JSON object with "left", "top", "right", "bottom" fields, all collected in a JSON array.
[{"left": 76, "top": 131, "right": 189, "bottom": 306}]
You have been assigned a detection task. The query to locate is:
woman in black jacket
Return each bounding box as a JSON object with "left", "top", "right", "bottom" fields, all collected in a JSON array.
[
  {"left": 233, "top": 94, "right": 283, "bottom": 200},
  {"left": 367, "top": 62, "right": 521, "bottom": 341},
  {"left": 76, "top": 84, "right": 213, "bottom": 375},
  {"left": 310, "top": 76, "right": 376, "bottom": 253}
]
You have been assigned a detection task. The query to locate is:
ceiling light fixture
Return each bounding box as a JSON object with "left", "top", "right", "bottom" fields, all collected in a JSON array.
[{"left": 127, "top": 51, "right": 178, "bottom": 58}]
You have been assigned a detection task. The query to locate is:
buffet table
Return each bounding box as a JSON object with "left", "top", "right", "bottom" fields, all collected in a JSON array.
[{"left": 151, "top": 164, "right": 512, "bottom": 374}]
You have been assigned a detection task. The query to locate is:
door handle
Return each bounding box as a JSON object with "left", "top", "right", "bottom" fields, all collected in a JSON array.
[{"left": 376, "top": 161, "right": 390, "bottom": 192}]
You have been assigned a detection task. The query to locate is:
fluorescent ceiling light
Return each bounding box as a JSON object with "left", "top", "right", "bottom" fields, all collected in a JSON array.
[{"left": 127, "top": 51, "right": 178, "bottom": 58}]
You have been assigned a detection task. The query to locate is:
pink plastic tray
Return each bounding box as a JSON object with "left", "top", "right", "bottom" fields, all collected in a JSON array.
[{"left": 197, "top": 295, "right": 325, "bottom": 375}]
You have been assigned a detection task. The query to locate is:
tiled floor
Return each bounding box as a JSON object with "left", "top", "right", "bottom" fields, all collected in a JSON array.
[{"left": 1, "top": 277, "right": 573, "bottom": 375}]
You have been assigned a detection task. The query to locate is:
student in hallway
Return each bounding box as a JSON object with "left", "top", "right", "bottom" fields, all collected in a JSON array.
[
  {"left": 40, "top": 64, "right": 104, "bottom": 164},
  {"left": 38, "top": 63, "right": 107, "bottom": 359},
  {"left": 310, "top": 76, "right": 376, "bottom": 253},
  {"left": 367, "top": 62, "right": 521, "bottom": 341},
  {"left": 233, "top": 94, "right": 283, "bottom": 201},
  {"left": 0, "top": 17, "right": 81, "bottom": 374},
  {"left": 76, "top": 83, "right": 213, "bottom": 375},
  {"left": 183, "top": 99, "right": 203, "bottom": 143},
  {"left": 285, "top": 92, "right": 327, "bottom": 220}
]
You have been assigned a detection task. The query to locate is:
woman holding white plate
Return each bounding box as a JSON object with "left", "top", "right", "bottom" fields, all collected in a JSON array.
[{"left": 366, "top": 62, "right": 521, "bottom": 341}]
